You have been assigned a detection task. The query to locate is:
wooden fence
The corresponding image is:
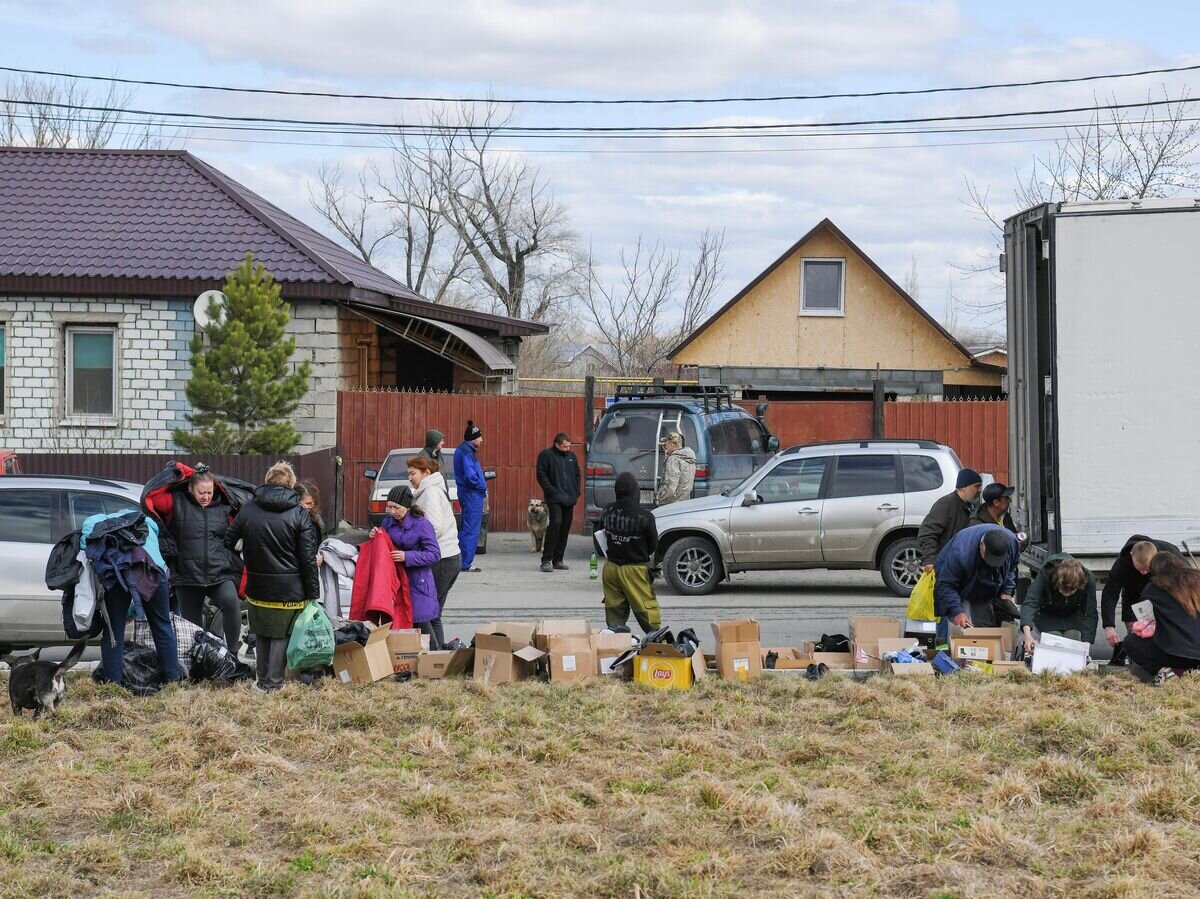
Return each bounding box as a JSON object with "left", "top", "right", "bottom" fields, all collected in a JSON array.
[{"left": 337, "top": 391, "right": 1010, "bottom": 531}]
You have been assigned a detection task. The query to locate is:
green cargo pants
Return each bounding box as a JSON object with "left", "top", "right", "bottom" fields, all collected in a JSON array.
[{"left": 602, "top": 561, "right": 662, "bottom": 633}]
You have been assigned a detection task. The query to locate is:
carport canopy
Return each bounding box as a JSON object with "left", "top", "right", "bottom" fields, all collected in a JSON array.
[{"left": 343, "top": 302, "right": 515, "bottom": 379}]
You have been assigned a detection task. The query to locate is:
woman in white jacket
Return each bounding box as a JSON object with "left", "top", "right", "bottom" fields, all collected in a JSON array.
[{"left": 407, "top": 456, "right": 460, "bottom": 649}]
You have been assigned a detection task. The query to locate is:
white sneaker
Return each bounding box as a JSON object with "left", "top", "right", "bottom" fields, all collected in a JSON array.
[{"left": 1153, "top": 667, "right": 1178, "bottom": 687}]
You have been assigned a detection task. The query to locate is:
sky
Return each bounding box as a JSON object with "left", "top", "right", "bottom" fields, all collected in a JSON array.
[{"left": 2, "top": 0, "right": 1197, "bottom": 334}]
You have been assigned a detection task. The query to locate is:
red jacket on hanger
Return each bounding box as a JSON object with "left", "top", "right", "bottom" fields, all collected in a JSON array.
[{"left": 348, "top": 529, "right": 412, "bottom": 629}]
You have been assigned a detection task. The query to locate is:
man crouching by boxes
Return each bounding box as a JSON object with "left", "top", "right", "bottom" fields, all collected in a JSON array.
[
  {"left": 597, "top": 472, "right": 662, "bottom": 634},
  {"left": 934, "top": 524, "right": 1021, "bottom": 629}
]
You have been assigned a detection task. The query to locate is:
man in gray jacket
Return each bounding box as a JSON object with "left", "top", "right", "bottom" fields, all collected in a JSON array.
[
  {"left": 917, "top": 468, "right": 983, "bottom": 571},
  {"left": 655, "top": 432, "right": 697, "bottom": 506}
]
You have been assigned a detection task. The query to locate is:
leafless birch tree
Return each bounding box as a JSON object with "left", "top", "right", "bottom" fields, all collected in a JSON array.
[{"left": 1, "top": 74, "right": 171, "bottom": 149}]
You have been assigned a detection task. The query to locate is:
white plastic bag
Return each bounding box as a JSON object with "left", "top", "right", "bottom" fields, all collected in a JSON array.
[{"left": 72, "top": 552, "right": 97, "bottom": 632}]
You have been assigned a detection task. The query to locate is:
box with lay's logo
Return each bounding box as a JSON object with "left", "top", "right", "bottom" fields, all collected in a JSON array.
[{"left": 632, "top": 642, "right": 706, "bottom": 691}]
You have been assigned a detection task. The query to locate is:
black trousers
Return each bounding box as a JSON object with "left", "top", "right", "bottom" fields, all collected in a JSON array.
[
  {"left": 176, "top": 581, "right": 242, "bottom": 653},
  {"left": 541, "top": 503, "right": 573, "bottom": 565},
  {"left": 1124, "top": 634, "right": 1200, "bottom": 674}
]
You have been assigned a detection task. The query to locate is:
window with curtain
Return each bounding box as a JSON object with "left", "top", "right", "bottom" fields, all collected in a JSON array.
[{"left": 67, "top": 327, "right": 116, "bottom": 417}]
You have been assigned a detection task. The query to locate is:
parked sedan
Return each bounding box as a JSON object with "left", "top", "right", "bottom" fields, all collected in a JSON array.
[
  {"left": 0, "top": 475, "right": 143, "bottom": 653},
  {"left": 652, "top": 439, "right": 964, "bottom": 597}
]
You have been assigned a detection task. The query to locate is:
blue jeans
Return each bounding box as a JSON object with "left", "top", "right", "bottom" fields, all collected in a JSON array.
[{"left": 100, "top": 577, "right": 180, "bottom": 686}]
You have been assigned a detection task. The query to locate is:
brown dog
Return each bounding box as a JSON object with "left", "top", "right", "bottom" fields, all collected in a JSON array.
[{"left": 527, "top": 498, "right": 549, "bottom": 553}]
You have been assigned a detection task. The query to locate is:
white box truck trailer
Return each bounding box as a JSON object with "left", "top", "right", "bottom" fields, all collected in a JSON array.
[{"left": 1005, "top": 198, "right": 1200, "bottom": 569}]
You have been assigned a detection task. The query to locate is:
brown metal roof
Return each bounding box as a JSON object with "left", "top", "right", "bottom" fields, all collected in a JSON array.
[
  {"left": 0, "top": 147, "right": 546, "bottom": 338},
  {"left": 670, "top": 218, "right": 976, "bottom": 363}
]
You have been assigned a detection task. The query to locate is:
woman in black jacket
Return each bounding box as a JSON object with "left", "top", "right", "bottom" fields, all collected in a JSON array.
[
  {"left": 1124, "top": 552, "right": 1200, "bottom": 684},
  {"left": 224, "top": 462, "right": 320, "bottom": 693},
  {"left": 169, "top": 468, "right": 243, "bottom": 654}
]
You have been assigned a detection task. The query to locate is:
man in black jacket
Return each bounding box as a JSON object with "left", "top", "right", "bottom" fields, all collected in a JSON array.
[
  {"left": 1102, "top": 535, "right": 1182, "bottom": 661},
  {"left": 536, "top": 433, "right": 581, "bottom": 573},
  {"left": 598, "top": 472, "right": 661, "bottom": 633},
  {"left": 918, "top": 468, "right": 983, "bottom": 570}
]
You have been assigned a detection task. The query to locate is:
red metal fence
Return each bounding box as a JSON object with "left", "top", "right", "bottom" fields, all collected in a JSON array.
[{"left": 338, "top": 391, "right": 1009, "bottom": 530}]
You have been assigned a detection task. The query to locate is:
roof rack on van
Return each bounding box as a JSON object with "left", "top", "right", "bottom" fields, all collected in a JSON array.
[
  {"left": 782, "top": 438, "right": 943, "bottom": 453},
  {"left": 611, "top": 384, "right": 736, "bottom": 412}
]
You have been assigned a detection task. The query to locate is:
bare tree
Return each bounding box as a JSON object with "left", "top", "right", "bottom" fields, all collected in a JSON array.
[
  {"left": 1, "top": 74, "right": 173, "bottom": 149},
  {"left": 957, "top": 88, "right": 1200, "bottom": 325},
  {"left": 581, "top": 230, "right": 725, "bottom": 376},
  {"left": 902, "top": 253, "right": 920, "bottom": 301}
]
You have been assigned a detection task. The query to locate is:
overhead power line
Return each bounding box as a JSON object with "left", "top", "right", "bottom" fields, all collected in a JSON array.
[
  {"left": 0, "top": 61, "right": 1197, "bottom": 106},
  {"left": 0, "top": 94, "right": 1195, "bottom": 138}
]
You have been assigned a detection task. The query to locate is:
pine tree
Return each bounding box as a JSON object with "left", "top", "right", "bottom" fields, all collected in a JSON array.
[{"left": 174, "top": 254, "right": 312, "bottom": 454}]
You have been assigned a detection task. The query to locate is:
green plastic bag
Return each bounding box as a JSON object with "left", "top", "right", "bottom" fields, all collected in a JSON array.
[
  {"left": 906, "top": 569, "right": 937, "bottom": 622},
  {"left": 287, "top": 602, "right": 335, "bottom": 670}
]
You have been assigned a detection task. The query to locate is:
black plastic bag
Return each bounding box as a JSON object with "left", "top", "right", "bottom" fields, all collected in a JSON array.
[
  {"left": 444, "top": 637, "right": 466, "bottom": 650},
  {"left": 189, "top": 631, "right": 252, "bottom": 684},
  {"left": 92, "top": 643, "right": 163, "bottom": 696},
  {"left": 815, "top": 633, "right": 850, "bottom": 653},
  {"left": 673, "top": 628, "right": 700, "bottom": 658},
  {"left": 334, "top": 621, "right": 370, "bottom": 646}
]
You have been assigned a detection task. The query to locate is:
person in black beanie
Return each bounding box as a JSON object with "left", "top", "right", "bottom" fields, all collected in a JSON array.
[
  {"left": 918, "top": 467, "right": 983, "bottom": 570},
  {"left": 453, "top": 420, "right": 487, "bottom": 571}
]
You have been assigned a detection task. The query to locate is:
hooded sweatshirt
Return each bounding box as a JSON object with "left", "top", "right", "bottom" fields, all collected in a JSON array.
[
  {"left": 1021, "top": 552, "right": 1098, "bottom": 640},
  {"left": 412, "top": 471, "right": 459, "bottom": 559},
  {"left": 418, "top": 429, "right": 446, "bottom": 468},
  {"left": 601, "top": 474, "right": 658, "bottom": 565},
  {"left": 656, "top": 447, "right": 697, "bottom": 505}
]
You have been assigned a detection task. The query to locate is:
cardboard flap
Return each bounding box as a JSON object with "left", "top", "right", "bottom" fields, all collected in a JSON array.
[
  {"left": 536, "top": 619, "right": 591, "bottom": 638},
  {"left": 513, "top": 645, "right": 547, "bottom": 663},
  {"left": 641, "top": 642, "right": 685, "bottom": 660},
  {"left": 479, "top": 621, "right": 537, "bottom": 646},
  {"left": 387, "top": 630, "right": 423, "bottom": 654},
  {"left": 475, "top": 633, "right": 514, "bottom": 654},
  {"left": 890, "top": 662, "right": 934, "bottom": 676},
  {"left": 711, "top": 619, "right": 760, "bottom": 643},
  {"left": 877, "top": 638, "right": 920, "bottom": 656},
  {"left": 364, "top": 624, "right": 391, "bottom": 646},
  {"left": 592, "top": 632, "right": 637, "bottom": 654},
  {"left": 547, "top": 634, "right": 593, "bottom": 654},
  {"left": 850, "top": 615, "right": 903, "bottom": 643}
]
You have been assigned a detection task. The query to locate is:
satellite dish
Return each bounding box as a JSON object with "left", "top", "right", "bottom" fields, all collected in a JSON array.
[{"left": 194, "top": 290, "right": 227, "bottom": 330}]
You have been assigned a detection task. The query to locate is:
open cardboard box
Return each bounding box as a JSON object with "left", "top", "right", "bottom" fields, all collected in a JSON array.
[
  {"left": 593, "top": 631, "right": 638, "bottom": 676},
  {"left": 889, "top": 661, "right": 935, "bottom": 676},
  {"left": 803, "top": 642, "right": 855, "bottom": 672},
  {"left": 333, "top": 623, "right": 393, "bottom": 685},
  {"left": 762, "top": 647, "right": 810, "bottom": 671},
  {"left": 711, "top": 619, "right": 763, "bottom": 681},
  {"left": 416, "top": 648, "right": 473, "bottom": 679},
  {"left": 950, "top": 635, "right": 1006, "bottom": 663},
  {"left": 534, "top": 619, "right": 592, "bottom": 652},
  {"left": 950, "top": 623, "right": 1016, "bottom": 657},
  {"left": 544, "top": 634, "right": 595, "bottom": 684},
  {"left": 850, "top": 615, "right": 903, "bottom": 671},
  {"left": 387, "top": 629, "right": 430, "bottom": 677},
  {"left": 473, "top": 622, "right": 545, "bottom": 684},
  {"left": 632, "top": 643, "right": 706, "bottom": 690}
]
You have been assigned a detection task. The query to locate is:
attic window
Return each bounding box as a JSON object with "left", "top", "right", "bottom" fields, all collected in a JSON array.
[{"left": 800, "top": 259, "right": 845, "bottom": 316}]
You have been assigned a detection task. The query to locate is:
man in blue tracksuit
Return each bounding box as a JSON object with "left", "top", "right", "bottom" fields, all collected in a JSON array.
[
  {"left": 453, "top": 420, "right": 487, "bottom": 572},
  {"left": 934, "top": 523, "right": 1021, "bottom": 629}
]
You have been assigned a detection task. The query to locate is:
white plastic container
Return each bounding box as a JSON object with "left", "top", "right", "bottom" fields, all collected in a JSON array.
[{"left": 1031, "top": 632, "right": 1090, "bottom": 674}]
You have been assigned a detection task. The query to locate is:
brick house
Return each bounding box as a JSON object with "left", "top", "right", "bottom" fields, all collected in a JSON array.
[{"left": 0, "top": 148, "right": 545, "bottom": 453}]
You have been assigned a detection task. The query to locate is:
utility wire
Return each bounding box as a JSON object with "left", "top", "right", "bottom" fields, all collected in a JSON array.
[
  {"left": 0, "top": 94, "right": 1195, "bottom": 137},
  {"left": 0, "top": 61, "right": 1196, "bottom": 105}
]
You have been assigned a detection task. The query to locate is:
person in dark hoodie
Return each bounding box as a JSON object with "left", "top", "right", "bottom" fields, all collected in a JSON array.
[
  {"left": 1020, "top": 553, "right": 1097, "bottom": 656},
  {"left": 1102, "top": 535, "right": 1182, "bottom": 662},
  {"left": 1124, "top": 552, "right": 1200, "bottom": 684},
  {"left": 418, "top": 429, "right": 446, "bottom": 468},
  {"left": 536, "top": 432, "right": 581, "bottom": 573},
  {"left": 598, "top": 471, "right": 661, "bottom": 633},
  {"left": 918, "top": 468, "right": 983, "bottom": 570},
  {"left": 224, "top": 461, "right": 320, "bottom": 693}
]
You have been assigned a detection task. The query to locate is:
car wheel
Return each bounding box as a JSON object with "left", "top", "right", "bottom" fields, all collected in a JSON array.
[
  {"left": 880, "top": 536, "right": 922, "bottom": 597},
  {"left": 663, "top": 536, "right": 724, "bottom": 595}
]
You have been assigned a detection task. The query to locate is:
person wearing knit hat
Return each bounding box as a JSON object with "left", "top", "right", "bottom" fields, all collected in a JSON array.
[
  {"left": 418, "top": 430, "right": 446, "bottom": 468},
  {"left": 453, "top": 420, "right": 487, "bottom": 572},
  {"left": 917, "top": 466, "right": 984, "bottom": 650},
  {"left": 387, "top": 485, "right": 415, "bottom": 507}
]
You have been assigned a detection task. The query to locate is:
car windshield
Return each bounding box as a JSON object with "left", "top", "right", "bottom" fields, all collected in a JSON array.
[
  {"left": 721, "top": 467, "right": 765, "bottom": 496},
  {"left": 379, "top": 450, "right": 456, "bottom": 484}
]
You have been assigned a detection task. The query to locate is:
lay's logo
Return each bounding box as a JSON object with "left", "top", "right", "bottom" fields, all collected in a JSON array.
[{"left": 651, "top": 667, "right": 673, "bottom": 681}]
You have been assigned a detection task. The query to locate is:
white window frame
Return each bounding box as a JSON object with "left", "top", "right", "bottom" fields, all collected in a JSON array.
[
  {"left": 65, "top": 325, "right": 118, "bottom": 422},
  {"left": 800, "top": 258, "right": 846, "bottom": 317}
]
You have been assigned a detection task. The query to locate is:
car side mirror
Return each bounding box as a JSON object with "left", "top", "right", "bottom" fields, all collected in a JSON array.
[
  {"left": 363, "top": 469, "right": 378, "bottom": 480},
  {"left": 484, "top": 470, "right": 497, "bottom": 480},
  {"left": 766, "top": 436, "right": 781, "bottom": 452},
  {"left": 741, "top": 490, "right": 761, "bottom": 507}
]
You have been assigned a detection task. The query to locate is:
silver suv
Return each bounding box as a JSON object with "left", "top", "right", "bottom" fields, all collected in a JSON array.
[
  {"left": 652, "top": 439, "right": 963, "bottom": 597},
  {"left": 0, "top": 475, "right": 143, "bottom": 652}
]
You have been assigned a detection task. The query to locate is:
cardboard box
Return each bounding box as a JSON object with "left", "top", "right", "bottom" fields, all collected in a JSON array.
[
  {"left": 633, "top": 643, "right": 706, "bottom": 690},
  {"left": 803, "top": 642, "right": 856, "bottom": 671},
  {"left": 478, "top": 621, "right": 537, "bottom": 645},
  {"left": 711, "top": 619, "right": 763, "bottom": 681},
  {"left": 592, "top": 632, "right": 637, "bottom": 676},
  {"left": 332, "top": 624, "right": 394, "bottom": 684},
  {"left": 762, "top": 647, "right": 810, "bottom": 670},
  {"left": 1031, "top": 633, "right": 1089, "bottom": 674},
  {"left": 387, "top": 629, "right": 429, "bottom": 677},
  {"left": 474, "top": 631, "right": 546, "bottom": 684},
  {"left": 991, "top": 660, "right": 1028, "bottom": 676},
  {"left": 850, "top": 615, "right": 903, "bottom": 671},
  {"left": 889, "top": 661, "right": 935, "bottom": 676},
  {"left": 534, "top": 619, "right": 592, "bottom": 652},
  {"left": 416, "top": 648, "right": 473, "bottom": 679},
  {"left": 950, "top": 636, "right": 1006, "bottom": 663},
  {"left": 949, "top": 624, "right": 1016, "bottom": 656},
  {"left": 544, "top": 634, "right": 596, "bottom": 684}
]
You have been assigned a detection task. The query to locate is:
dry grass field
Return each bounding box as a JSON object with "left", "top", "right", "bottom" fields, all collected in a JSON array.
[{"left": 1, "top": 669, "right": 1199, "bottom": 898}]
